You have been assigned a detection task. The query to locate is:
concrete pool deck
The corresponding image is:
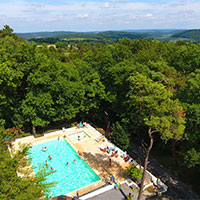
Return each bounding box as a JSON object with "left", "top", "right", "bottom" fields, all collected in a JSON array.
[{"left": 12, "top": 124, "right": 167, "bottom": 199}]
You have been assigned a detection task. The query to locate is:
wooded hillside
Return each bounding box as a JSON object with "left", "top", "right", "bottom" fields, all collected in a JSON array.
[{"left": 1, "top": 25, "right": 200, "bottom": 197}]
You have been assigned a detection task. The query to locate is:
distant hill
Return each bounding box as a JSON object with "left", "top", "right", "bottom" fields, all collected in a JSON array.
[
  {"left": 17, "top": 31, "right": 76, "bottom": 39},
  {"left": 16, "top": 31, "right": 149, "bottom": 40},
  {"left": 119, "top": 29, "right": 184, "bottom": 35},
  {"left": 171, "top": 29, "right": 200, "bottom": 42},
  {"left": 16, "top": 31, "right": 151, "bottom": 44},
  {"left": 16, "top": 29, "right": 200, "bottom": 44},
  {"left": 95, "top": 31, "right": 149, "bottom": 39}
]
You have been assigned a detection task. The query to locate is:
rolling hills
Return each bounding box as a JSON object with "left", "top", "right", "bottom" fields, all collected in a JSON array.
[{"left": 16, "top": 29, "right": 200, "bottom": 44}]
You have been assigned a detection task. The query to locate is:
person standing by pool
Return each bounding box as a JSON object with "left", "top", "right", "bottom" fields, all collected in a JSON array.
[
  {"left": 157, "top": 176, "right": 161, "bottom": 187},
  {"left": 109, "top": 158, "right": 112, "bottom": 166},
  {"left": 83, "top": 122, "right": 87, "bottom": 127},
  {"left": 127, "top": 193, "right": 133, "bottom": 200},
  {"left": 115, "top": 182, "right": 120, "bottom": 190},
  {"left": 110, "top": 175, "right": 115, "bottom": 183},
  {"left": 78, "top": 151, "right": 83, "bottom": 158}
]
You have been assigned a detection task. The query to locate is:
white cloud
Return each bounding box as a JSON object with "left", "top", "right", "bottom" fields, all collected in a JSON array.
[
  {"left": 104, "top": 2, "right": 110, "bottom": 8},
  {"left": 79, "top": 13, "right": 88, "bottom": 18},
  {"left": 145, "top": 13, "right": 153, "bottom": 17},
  {"left": 1, "top": 0, "right": 200, "bottom": 32}
]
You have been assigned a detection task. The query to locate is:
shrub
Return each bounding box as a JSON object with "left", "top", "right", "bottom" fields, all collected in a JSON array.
[{"left": 127, "top": 164, "right": 142, "bottom": 180}]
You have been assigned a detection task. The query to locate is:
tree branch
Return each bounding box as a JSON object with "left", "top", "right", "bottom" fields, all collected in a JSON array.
[{"left": 150, "top": 130, "right": 159, "bottom": 134}]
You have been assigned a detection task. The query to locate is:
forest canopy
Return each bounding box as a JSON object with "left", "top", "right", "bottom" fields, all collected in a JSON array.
[{"left": 0, "top": 25, "right": 200, "bottom": 197}]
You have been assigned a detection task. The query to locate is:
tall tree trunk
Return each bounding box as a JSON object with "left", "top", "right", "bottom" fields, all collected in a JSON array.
[
  {"left": 32, "top": 124, "right": 36, "bottom": 134},
  {"left": 137, "top": 127, "right": 154, "bottom": 200}
]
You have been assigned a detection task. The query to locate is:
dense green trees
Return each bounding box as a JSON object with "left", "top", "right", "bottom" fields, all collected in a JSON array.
[
  {"left": 1, "top": 26, "right": 200, "bottom": 197},
  {"left": 127, "top": 73, "right": 185, "bottom": 199},
  {"left": 0, "top": 28, "right": 106, "bottom": 132},
  {"left": 0, "top": 127, "right": 53, "bottom": 199},
  {"left": 179, "top": 69, "right": 200, "bottom": 168},
  {"left": 111, "top": 122, "right": 129, "bottom": 151}
]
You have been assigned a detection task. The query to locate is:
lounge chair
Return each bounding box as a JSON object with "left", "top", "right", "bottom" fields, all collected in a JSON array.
[
  {"left": 111, "top": 150, "right": 118, "bottom": 157},
  {"left": 101, "top": 148, "right": 106, "bottom": 152},
  {"left": 111, "top": 146, "right": 115, "bottom": 151},
  {"left": 121, "top": 150, "right": 127, "bottom": 158},
  {"left": 111, "top": 152, "right": 115, "bottom": 157},
  {"left": 95, "top": 136, "right": 104, "bottom": 142},
  {"left": 124, "top": 156, "right": 131, "bottom": 162},
  {"left": 124, "top": 155, "right": 128, "bottom": 159},
  {"left": 107, "top": 147, "right": 111, "bottom": 153},
  {"left": 99, "top": 146, "right": 107, "bottom": 152},
  {"left": 121, "top": 153, "right": 126, "bottom": 158}
]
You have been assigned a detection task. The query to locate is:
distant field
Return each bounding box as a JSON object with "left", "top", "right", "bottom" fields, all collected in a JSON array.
[
  {"left": 37, "top": 44, "right": 56, "bottom": 48},
  {"left": 62, "top": 38, "right": 99, "bottom": 41}
]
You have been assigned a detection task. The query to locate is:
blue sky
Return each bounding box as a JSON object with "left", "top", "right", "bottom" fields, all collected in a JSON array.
[{"left": 0, "top": 0, "right": 200, "bottom": 32}]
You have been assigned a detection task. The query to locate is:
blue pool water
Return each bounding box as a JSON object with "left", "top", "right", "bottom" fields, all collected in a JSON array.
[{"left": 28, "top": 139, "right": 100, "bottom": 197}]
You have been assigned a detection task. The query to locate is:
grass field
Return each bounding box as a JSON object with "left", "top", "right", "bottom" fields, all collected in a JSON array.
[{"left": 62, "top": 38, "right": 99, "bottom": 41}]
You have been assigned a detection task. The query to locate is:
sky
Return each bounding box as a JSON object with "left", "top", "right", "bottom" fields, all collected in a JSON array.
[{"left": 0, "top": 0, "right": 200, "bottom": 32}]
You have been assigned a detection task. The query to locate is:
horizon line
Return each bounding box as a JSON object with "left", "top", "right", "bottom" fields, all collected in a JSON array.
[{"left": 15, "top": 28, "right": 193, "bottom": 34}]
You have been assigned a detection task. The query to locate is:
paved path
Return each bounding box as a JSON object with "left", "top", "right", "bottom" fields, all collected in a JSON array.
[
  {"left": 87, "top": 183, "right": 142, "bottom": 200},
  {"left": 130, "top": 141, "right": 200, "bottom": 199}
]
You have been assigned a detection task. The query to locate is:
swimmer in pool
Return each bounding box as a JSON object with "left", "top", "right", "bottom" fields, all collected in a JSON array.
[
  {"left": 50, "top": 167, "right": 56, "bottom": 172},
  {"left": 48, "top": 155, "right": 52, "bottom": 160},
  {"left": 41, "top": 147, "right": 47, "bottom": 151}
]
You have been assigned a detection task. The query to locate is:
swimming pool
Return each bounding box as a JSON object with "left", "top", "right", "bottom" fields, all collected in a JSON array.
[
  {"left": 68, "top": 131, "right": 90, "bottom": 142},
  {"left": 28, "top": 139, "right": 100, "bottom": 197}
]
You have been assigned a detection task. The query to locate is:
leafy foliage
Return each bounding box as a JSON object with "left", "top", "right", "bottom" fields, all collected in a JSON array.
[
  {"left": 111, "top": 122, "right": 129, "bottom": 151},
  {"left": 184, "top": 148, "right": 200, "bottom": 168},
  {"left": 1, "top": 25, "right": 200, "bottom": 195},
  {"left": 127, "top": 164, "right": 142, "bottom": 180},
  {"left": 0, "top": 127, "right": 53, "bottom": 200}
]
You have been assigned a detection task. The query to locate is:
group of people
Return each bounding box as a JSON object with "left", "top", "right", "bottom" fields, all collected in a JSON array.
[
  {"left": 45, "top": 155, "right": 56, "bottom": 171},
  {"left": 41, "top": 146, "right": 83, "bottom": 172},
  {"left": 76, "top": 121, "right": 87, "bottom": 129},
  {"left": 110, "top": 175, "right": 133, "bottom": 199},
  {"left": 45, "top": 160, "right": 56, "bottom": 171},
  {"left": 42, "top": 148, "right": 56, "bottom": 171},
  {"left": 66, "top": 151, "right": 83, "bottom": 165},
  {"left": 66, "top": 159, "right": 76, "bottom": 166}
]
